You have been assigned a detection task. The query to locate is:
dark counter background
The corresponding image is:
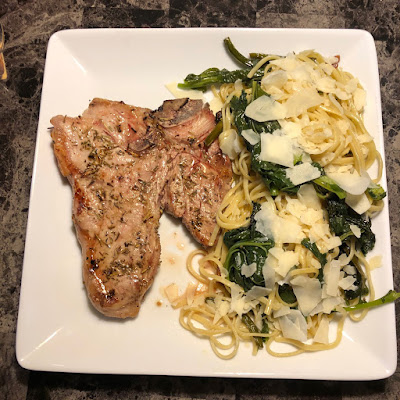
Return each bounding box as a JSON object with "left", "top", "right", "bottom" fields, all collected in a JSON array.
[{"left": 1, "top": 0, "right": 399, "bottom": 399}]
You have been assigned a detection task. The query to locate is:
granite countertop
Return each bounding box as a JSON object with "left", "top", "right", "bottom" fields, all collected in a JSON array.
[{"left": 1, "top": 0, "right": 399, "bottom": 399}]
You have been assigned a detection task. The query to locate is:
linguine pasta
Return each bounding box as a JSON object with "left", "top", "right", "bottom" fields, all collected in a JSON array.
[{"left": 169, "top": 49, "right": 385, "bottom": 359}]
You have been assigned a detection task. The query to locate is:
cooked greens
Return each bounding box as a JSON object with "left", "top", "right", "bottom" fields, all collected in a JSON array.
[
  {"left": 223, "top": 203, "right": 274, "bottom": 291},
  {"left": 326, "top": 197, "right": 375, "bottom": 255},
  {"left": 204, "top": 120, "right": 223, "bottom": 147},
  {"left": 178, "top": 38, "right": 394, "bottom": 352},
  {"left": 366, "top": 183, "right": 386, "bottom": 201},
  {"left": 301, "top": 238, "right": 327, "bottom": 267},
  {"left": 178, "top": 38, "right": 266, "bottom": 91},
  {"left": 251, "top": 143, "right": 299, "bottom": 196},
  {"left": 344, "top": 290, "right": 400, "bottom": 312},
  {"left": 312, "top": 163, "right": 347, "bottom": 200},
  {"left": 342, "top": 261, "right": 369, "bottom": 301},
  {"left": 278, "top": 284, "right": 297, "bottom": 304},
  {"left": 241, "top": 313, "right": 269, "bottom": 349}
]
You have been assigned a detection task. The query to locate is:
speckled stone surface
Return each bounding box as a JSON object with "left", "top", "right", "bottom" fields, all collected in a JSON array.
[{"left": 0, "top": 0, "right": 399, "bottom": 399}]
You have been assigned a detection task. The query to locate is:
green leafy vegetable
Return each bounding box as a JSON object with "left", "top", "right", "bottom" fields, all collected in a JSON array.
[
  {"left": 241, "top": 313, "right": 264, "bottom": 349},
  {"left": 343, "top": 262, "right": 369, "bottom": 301},
  {"left": 204, "top": 120, "right": 223, "bottom": 147},
  {"left": 230, "top": 91, "right": 280, "bottom": 142},
  {"left": 312, "top": 163, "right": 347, "bottom": 200},
  {"left": 223, "top": 37, "right": 253, "bottom": 67},
  {"left": 223, "top": 203, "right": 274, "bottom": 291},
  {"left": 229, "top": 92, "right": 294, "bottom": 197},
  {"left": 251, "top": 79, "right": 268, "bottom": 101},
  {"left": 326, "top": 197, "right": 375, "bottom": 255},
  {"left": 178, "top": 68, "right": 258, "bottom": 91},
  {"left": 178, "top": 37, "right": 273, "bottom": 91},
  {"left": 251, "top": 142, "right": 299, "bottom": 196},
  {"left": 366, "top": 183, "right": 386, "bottom": 201},
  {"left": 343, "top": 290, "right": 400, "bottom": 312},
  {"left": 301, "top": 238, "right": 327, "bottom": 267},
  {"left": 278, "top": 284, "right": 297, "bottom": 304}
]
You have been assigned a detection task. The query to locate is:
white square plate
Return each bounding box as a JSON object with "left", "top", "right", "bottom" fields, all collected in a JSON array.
[{"left": 16, "top": 28, "right": 396, "bottom": 379}]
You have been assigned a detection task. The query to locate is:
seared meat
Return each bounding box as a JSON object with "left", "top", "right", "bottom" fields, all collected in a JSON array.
[{"left": 50, "top": 98, "right": 232, "bottom": 318}]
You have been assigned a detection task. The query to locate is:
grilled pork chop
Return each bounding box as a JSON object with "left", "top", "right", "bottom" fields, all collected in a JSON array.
[{"left": 50, "top": 98, "right": 232, "bottom": 318}]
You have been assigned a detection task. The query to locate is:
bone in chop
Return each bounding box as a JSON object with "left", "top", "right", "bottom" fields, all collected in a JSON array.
[{"left": 50, "top": 98, "right": 232, "bottom": 318}]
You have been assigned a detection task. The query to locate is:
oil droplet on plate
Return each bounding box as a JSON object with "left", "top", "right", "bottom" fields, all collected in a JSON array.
[{"left": 168, "top": 256, "right": 176, "bottom": 265}]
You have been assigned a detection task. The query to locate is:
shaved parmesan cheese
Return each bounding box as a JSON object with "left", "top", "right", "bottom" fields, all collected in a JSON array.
[
  {"left": 324, "top": 260, "right": 341, "bottom": 297},
  {"left": 316, "top": 76, "right": 336, "bottom": 93},
  {"left": 297, "top": 184, "right": 321, "bottom": 210},
  {"left": 343, "top": 265, "right": 357, "bottom": 275},
  {"left": 266, "top": 247, "right": 299, "bottom": 278},
  {"left": 245, "top": 95, "right": 286, "bottom": 122},
  {"left": 209, "top": 96, "right": 224, "bottom": 114},
  {"left": 255, "top": 204, "right": 305, "bottom": 244},
  {"left": 286, "top": 162, "right": 321, "bottom": 186},
  {"left": 270, "top": 54, "right": 301, "bottom": 71},
  {"left": 285, "top": 198, "right": 323, "bottom": 226},
  {"left": 259, "top": 133, "right": 295, "bottom": 167},
  {"left": 349, "top": 224, "right": 361, "bottom": 238},
  {"left": 261, "top": 70, "right": 288, "bottom": 90},
  {"left": 354, "top": 87, "right": 366, "bottom": 111},
  {"left": 324, "top": 236, "right": 342, "bottom": 251},
  {"left": 284, "top": 88, "right": 324, "bottom": 117},
  {"left": 262, "top": 262, "right": 276, "bottom": 291},
  {"left": 219, "top": 129, "right": 244, "bottom": 159},
  {"left": 245, "top": 286, "right": 271, "bottom": 300},
  {"left": 309, "top": 223, "right": 330, "bottom": 242},
  {"left": 279, "top": 309, "right": 308, "bottom": 342},
  {"left": 335, "top": 88, "right": 351, "bottom": 101},
  {"left": 241, "top": 262, "right": 257, "bottom": 278},
  {"left": 345, "top": 193, "right": 371, "bottom": 215},
  {"left": 273, "top": 305, "right": 291, "bottom": 318},
  {"left": 369, "top": 255, "right": 382, "bottom": 270},
  {"left": 290, "top": 275, "right": 322, "bottom": 316},
  {"left": 165, "top": 81, "right": 206, "bottom": 101},
  {"left": 321, "top": 62, "right": 335, "bottom": 76},
  {"left": 279, "top": 120, "right": 302, "bottom": 139},
  {"left": 339, "top": 275, "right": 356, "bottom": 290},
  {"left": 326, "top": 169, "right": 371, "bottom": 195},
  {"left": 338, "top": 253, "right": 351, "bottom": 266},
  {"left": 336, "top": 119, "right": 350, "bottom": 134},
  {"left": 310, "top": 295, "right": 343, "bottom": 316},
  {"left": 345, "top": 78, "right": 358, "bottom": 94},
  {"left": 164, "top": 283, "right": 179, "bottom": 303},
  {"left": 230, "top": 283, "right": 252, "bottom": 317},
  {"left": 358, "top": 133, "right": 373, "bottom": 143},
  {"left": 241, "top": 128, "right": 260, "bottom": 145},
  {"left": 217, "top": 299, "right": 230, "bottom": 316},
  {"left": 213, "top": 296, "right": 230, "bottom": 324},
  {"left": 289, "top": 65, "right": 315, "bottom": 83},
  {"left": 313, "top": 315, "right": 330, "bottom": 344}
]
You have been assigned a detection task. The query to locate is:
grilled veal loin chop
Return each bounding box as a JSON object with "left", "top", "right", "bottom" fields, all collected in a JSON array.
[{"left": 50, "top": 98, "right": 232, "bottom": 318}]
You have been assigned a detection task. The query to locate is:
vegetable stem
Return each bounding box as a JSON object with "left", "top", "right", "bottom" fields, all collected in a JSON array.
[
  {"left": 204, "top": 120, "right": 223, "bottom": 147},
  {"left": 224, "top": 37, "right": 253, "bottom": 67},
  {"left": 343, "top": 290, "right": 400, "bottom": 311},
  {"left": 242, "top": 313, "right": 264, "bottom": 349}
]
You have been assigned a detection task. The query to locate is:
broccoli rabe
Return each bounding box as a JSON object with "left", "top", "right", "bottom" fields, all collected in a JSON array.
[
  {"left": 326, "top": 197, "right": 376, "bottom": 255},
  {"left": 178, "top": 37, "right": 266, "bottom": 91},
  {"left": 223, "top": 203, "right": 274, "bottom": 291}
]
